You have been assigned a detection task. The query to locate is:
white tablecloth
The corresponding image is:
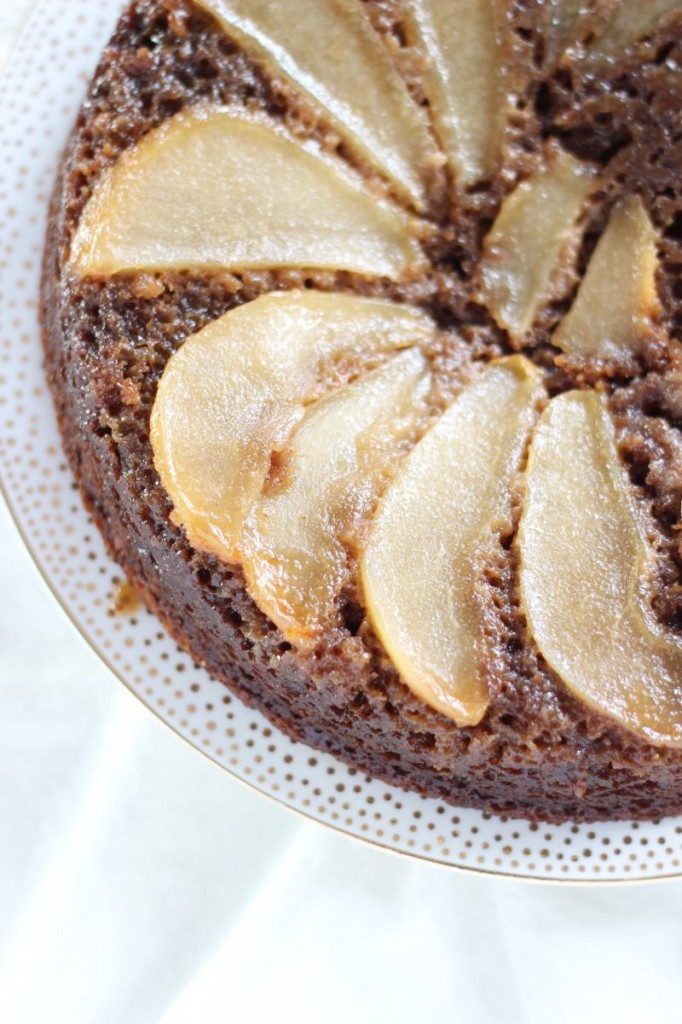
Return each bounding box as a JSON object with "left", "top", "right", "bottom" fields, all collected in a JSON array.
[{"left": 3, "top": 3, "right": 682, "bottom": 1021}]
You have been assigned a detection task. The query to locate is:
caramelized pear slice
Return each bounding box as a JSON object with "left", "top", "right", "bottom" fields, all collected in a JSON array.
[
  {"left": 586, "top": 0, "right": 682, "bottom": 65},
  {"left": 554, "top": 196, "right": 661, "bottom": 361},
  {"left": 361, "top": 356, "right": 544, "bottom": 727},
  {"left": 544, "top": 0, "right": 584, "bottom": 67},
  {"left": 518, "top": 391, "right": 682, "bottom": 748},
  {"left": 70, "top": 107, "right": 423, "bottom": 279},
  {"left": 480, "top": 145, "right": 596, "bottom": 339},
  {"left": 194, "top": 0, "right": 436, "bottom": 210},
  {"left": 406, "top": 0, "right": 506, "bottom": 190},
  {"left": 150, "top": 291, "right": 435, "bottom": 564},
  {"left": 241, "top": 350, "right": 429, "bottom": 646}
]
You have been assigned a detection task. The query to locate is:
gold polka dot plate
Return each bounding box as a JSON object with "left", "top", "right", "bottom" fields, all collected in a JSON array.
[{"left": 3, "top": 0, "right": 682, "bottom": 883}]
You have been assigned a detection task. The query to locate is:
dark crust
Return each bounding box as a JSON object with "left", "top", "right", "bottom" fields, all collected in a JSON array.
[{"left": 41, "top": 0, "right": 682, "bottom": 822}]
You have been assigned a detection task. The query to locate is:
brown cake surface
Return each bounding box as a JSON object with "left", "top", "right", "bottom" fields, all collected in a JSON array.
[{"left": 41, "top": 0, "right": 682, "bottom": 822}]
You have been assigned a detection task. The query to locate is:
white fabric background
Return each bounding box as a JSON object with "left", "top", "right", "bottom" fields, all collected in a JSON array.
[{"left": 2, "top": 2, "right": 682, "bottom": 1021}]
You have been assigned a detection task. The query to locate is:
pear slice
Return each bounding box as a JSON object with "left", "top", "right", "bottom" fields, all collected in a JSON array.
[
  {"left": 69, "top": 107, "right": 423, "bottom": 280},
  {"left": 553, "top": 196, "right": 661, "bottom": 361},
  {"left": 241, "top": 349, "right": 429, "bottom": 646},
  {"left": 544, "top": 0, "right": 585, "bottom": 67},
  {"left": 150, "top": 291, "right": 435, "bottom": 564},
  {"left": 586, "top": 0, "right": 682, "bottom": 65},
  {"left": 361, "top": 356, "right": 544, "bottom": 727},
  {"left": 518, "top": 391, "right": 682, "bottom": 748},
  {"left": 405, "top": 0, "right": 506, "bottom": 190},
  {"left": 480, "top": 145, "right": 596, "bottom": 340},
  {"left": 194, "top": 0, "right": 436, "bottom": 211}
]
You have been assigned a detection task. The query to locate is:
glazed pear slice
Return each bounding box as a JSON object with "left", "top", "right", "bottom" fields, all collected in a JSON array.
[
  {"left": 544, "top": 0, "right": 584, "bottom": 67},
  {"left": 518, "top": 391, "right": 682, "bottom": 748},
  {"left": 361, "top": 356, "right": 544, "bottom": 727},
  {"left": 194, "top": 0, "right": 436, "bottom": 210},
  {"left": 241, "top": 350, "right": 429, "bottom": 645},
  {"left": 554, "top": 196, "right": 661, "bottom": 361},
  {"left": 480, "top": 145, "right": 596, "bottom": 340},
  {"left": 151, "top": 291, "right": 435, "bottom": 564},
  {"left": 69, "top": 107, "right": 423, "bottom": 280},
  {"left": 586, "top": 0, "right": 682, "bottom": 65},
  {"left": 477, "top": 145, "right": 593, "bottom": 339},
  {"left": 405, "top": 0, "right": 506, "bottom": 190}
]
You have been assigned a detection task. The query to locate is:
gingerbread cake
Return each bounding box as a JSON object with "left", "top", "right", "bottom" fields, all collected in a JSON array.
[{"left": 41, "top": 0, "right": 682, "bottom": 822}]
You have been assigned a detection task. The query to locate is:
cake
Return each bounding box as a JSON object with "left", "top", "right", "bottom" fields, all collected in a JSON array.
[{"left": 41, "top": 0, "right": 682, "bottom": 822}]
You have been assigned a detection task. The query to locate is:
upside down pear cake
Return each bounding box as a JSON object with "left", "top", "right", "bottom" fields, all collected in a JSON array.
[{"left": 41, "top": 0, "right": 682, "bottom": 822}]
